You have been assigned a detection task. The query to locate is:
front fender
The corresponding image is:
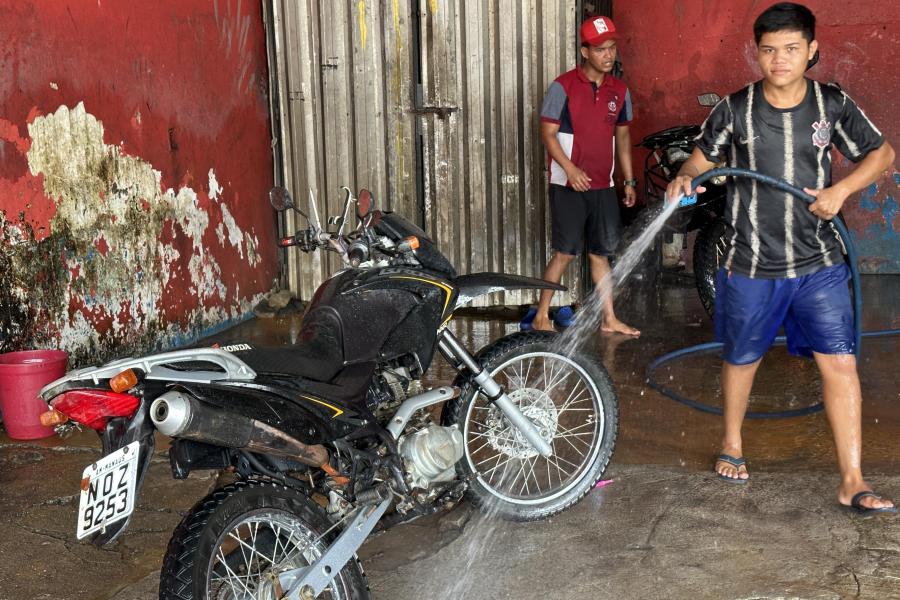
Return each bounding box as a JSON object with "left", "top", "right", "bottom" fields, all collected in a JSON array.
[{"left": 452, "top": 273, "right": 566, "bottom": 309}]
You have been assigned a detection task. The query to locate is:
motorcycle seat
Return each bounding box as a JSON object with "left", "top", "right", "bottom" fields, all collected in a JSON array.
[
  {"left": 228, "top": 343, "right": 343, "bottom": 383},
  {"left": 222, "top": 307, "right": 346, "bottom": 383}
]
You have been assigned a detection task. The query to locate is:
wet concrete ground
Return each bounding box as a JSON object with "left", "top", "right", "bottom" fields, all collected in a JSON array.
[{"left": 0, "top": 275, "right": 897, "bottom": 599}]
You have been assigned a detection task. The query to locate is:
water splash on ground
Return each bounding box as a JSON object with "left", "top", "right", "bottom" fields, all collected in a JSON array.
[{"left": 445, "top": 200, "right": 680, "bottom": 596}]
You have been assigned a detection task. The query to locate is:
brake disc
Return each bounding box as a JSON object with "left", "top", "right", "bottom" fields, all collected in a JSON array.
[{"left": 484, "top": 388, "right": 558, "bottom": 459}]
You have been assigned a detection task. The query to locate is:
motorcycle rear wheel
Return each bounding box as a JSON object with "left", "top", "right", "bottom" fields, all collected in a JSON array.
[
  {"left": 442, "top": 331, "right": 618, "bottom": 521},
  {"left": 693, "top": 219, "right": 730, "bottom": 318},
  {"left": 159, "top": 478, "right": 369, "bottom": 600},
  {"left": 617, "top": 204, "right": 665, "bottom": 287}
]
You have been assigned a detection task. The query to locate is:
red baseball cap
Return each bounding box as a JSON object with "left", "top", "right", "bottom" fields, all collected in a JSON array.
[{"left": 580, "top": 16, "right": 618, "bottom": 46}]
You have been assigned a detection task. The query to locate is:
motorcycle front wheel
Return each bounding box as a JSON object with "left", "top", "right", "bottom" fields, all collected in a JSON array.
[
  {"left": 159, "top": 479, "right": 369, "bottom": 600},
  {"left": 442, "top": 331, "right": 618, "bottom": 521}
]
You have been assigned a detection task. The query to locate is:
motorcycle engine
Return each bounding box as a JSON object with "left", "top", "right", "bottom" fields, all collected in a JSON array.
[
  {"left": 399, "top": 423, "right": 464, "bottom": 490},
  {"left": 368, "top": 358, "right": 424, "bottom": 418}
]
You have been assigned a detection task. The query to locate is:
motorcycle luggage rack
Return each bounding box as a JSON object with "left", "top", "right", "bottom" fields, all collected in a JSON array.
[{"left": 40, "top": 349, "right": 257, "bottom": 395}]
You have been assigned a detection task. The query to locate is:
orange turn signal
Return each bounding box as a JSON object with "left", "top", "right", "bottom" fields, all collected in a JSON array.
[
  {"left": 404, "top": 235, "right": 420, "bottom": 250},
  {"left": 110, "top": 368, "right": 138, "bottom": 393},
  {"left": 40, "top": 408, "right": 69, "bottom": 427}
]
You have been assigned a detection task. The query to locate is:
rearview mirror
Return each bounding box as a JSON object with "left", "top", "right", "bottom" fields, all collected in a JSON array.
[
  {"left": 697, "top": 93, "right": 721, "bottom": 107},
  {"left": 270, "top": 186, "right": 311, "bottom": 223},
  {"left": 357, "top": 189, "right": 373, "bottom": 219},
  {"left": 269, "top": 187, "right": 294, "bottom": 211}
]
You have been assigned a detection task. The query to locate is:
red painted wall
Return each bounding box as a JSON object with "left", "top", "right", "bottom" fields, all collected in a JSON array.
[
  {"left": 616, "top": 0, "right": 899, "bottom": 272},
  {"left": 0, "top": 1, "right": 277, "bottom": 364}
]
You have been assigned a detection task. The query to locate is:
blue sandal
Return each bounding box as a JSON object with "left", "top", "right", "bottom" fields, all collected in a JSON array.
[
  {"left": 715, "top": 453, "right": 749, "bottom": 484},
  {"left": 520, "top": 307, "right": 537, "bottom": 331},
  {"left": 843, "top": 491, "right": 897, "bottom": 515},
  {"left": 553, "top": 305, "right": 576, "bottom": 328}
]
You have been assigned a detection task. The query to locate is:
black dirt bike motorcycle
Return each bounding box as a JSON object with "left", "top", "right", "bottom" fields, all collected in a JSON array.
[
  {"left": 39, "top": 186, "right": 618, "bottom": 599},
  {"left": 622, "top": 93, "right": 730, "bottom": 317}
]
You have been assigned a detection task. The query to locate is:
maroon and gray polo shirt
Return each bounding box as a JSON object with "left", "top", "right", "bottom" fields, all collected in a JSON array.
[{"left": 540, "top": 67, "right": 633, "bottom": 190}]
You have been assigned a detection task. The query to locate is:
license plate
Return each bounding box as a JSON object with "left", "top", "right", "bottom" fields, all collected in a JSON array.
[{"left": 76, "top": 441, "right": 140, "bottom": 539}]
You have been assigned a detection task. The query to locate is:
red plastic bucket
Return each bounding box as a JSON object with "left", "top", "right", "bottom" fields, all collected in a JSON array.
[{"left": 0, "top": 350, "right": 68, "bottom": 440}]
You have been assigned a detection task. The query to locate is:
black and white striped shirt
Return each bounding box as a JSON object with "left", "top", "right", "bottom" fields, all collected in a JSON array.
[{"left": 695, "top": 78, "right": 884, "bottom": 279}]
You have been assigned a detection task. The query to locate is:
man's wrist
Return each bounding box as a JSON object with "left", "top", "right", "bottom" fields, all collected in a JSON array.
[
  {"left": 830, "top": 181, "right": 852, "bottom": 200},
  {"left": 677, "top": 164, "right": 700, "bottom": 179},
  {"left": 623, "top": 178, "right": 637, "bottom": 187}
]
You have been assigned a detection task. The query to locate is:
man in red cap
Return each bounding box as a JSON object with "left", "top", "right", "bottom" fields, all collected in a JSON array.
[{"left": 530, "top": 15, "right": 639, "bottom": 335}]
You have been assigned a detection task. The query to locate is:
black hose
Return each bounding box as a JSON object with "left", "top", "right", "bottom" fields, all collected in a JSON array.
[{"left": 648, "top": 167, "right": 900, "bottom": 419}]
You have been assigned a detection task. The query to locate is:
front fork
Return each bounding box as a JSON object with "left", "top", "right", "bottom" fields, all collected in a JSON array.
[{"left": 437, "top": 330, "right": 553, "bottom": 457}]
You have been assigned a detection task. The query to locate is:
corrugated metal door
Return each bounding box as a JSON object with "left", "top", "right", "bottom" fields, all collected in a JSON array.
[
  {"left": 265, "top": 0, "right": 579, "bottom": 305},
  {"left": 415, "top": 0, "right": 578, "bottom": 305}
]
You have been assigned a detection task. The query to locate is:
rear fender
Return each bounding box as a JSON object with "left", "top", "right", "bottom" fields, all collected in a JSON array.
[
  {"left": 89, "top": 398, "right": 156, "bottom": 547},
  {"left": 452, "top": 273, "right": 566, "bottom": 310}
]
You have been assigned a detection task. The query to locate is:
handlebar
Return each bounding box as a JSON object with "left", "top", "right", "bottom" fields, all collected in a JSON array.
[
  {"left": 274, "top": 187, "right": 421, "bottom": 270},
  {"left": 278, "top": 229, "right": 320, "bottom": 252}
]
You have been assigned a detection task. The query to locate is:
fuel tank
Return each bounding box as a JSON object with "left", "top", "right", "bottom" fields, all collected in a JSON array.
[{"left": 302, "top": 265, "right": 458, "bottom": 377}]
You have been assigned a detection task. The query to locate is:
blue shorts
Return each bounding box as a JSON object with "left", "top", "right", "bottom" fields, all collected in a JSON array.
[{"left": 714, "top": 263, "right": 854, "bottom": 365}]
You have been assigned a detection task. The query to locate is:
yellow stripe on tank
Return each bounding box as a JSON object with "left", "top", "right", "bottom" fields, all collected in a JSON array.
[{"left": 388, "top": 276, "right": 454, "bottom": 320}]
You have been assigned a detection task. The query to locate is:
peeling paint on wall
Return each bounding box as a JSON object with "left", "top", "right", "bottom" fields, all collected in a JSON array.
[
  {"left": 208, "top": 168, "right": 223, "bottom": 200},
  {"left": 0, "top": 1, "right": 277, "bottom": 366},
  {"left": 219, "top": 203, "right": 245, "bottom": 257},
  {"left": 1, "top": 102, "right": 269, "bottom": 365}
]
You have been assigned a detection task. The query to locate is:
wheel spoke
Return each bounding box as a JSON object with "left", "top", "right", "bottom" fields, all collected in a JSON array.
[
  {"left": 556, "top": 379, "right": 588, "bottom": 413},
  {"left": 216, "top": 547, "right": 253, "bottom": 598},
  {"left": 516, "top": 458, "right": 531, "bottom": 495},
  {"left": 523, "top": 356, "right": 535, "bottom": 388},
  {"left": 474, "top": 450, "right": 505, "bottom": 469},
  {"left": 557, "top": 431, "right": 591, "bottom": 455},
  {"left": 550, "top": 453, "right": 584, "bottom": 471},
  {"left": 549, "top": 438, "right": 566, "bottom": 483},
  {"left": 545, "top": 454, "right": 576, "bottom": 480},
  {"left": 481, "top": 454, "right": 518, "bottom": 480},
  {"left": 541, "top": 364, "right": 572, "bottom": 398},
  {"left": 554, "top": 422, "right": 596, "bottom": 439},
  {"left": 226, "top": 531, "right": 257, "bottom": 573},
  {"left": 252, "top": 521, "right": 265, "bottom": 581},
  {"left": 525, "top": 455, "right": 542, "bottom": 495}
]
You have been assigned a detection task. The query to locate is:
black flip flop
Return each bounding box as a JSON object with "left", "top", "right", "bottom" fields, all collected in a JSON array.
[
  {"left": 843, "top": 491, "right": 897, "bottom": 515},
  {"left": 715, "top": 453, "right": 749, "bottom": 485}
]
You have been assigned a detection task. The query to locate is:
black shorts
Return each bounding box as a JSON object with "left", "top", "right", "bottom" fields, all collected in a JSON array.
[{"left": 549, "top": 184, "right": 621, "bottom": 256}]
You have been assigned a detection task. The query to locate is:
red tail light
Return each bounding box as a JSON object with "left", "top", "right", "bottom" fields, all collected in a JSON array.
[{"left": 50, "top": 390, "right": 140, "bottom": 430}]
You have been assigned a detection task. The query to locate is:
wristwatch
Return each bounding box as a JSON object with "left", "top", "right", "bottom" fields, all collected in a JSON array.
[{"left": 623, "top": 179, "right": 638, "bottom": 187}]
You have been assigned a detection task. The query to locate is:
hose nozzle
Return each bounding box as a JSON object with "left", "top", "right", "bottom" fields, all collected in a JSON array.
[{"left": 678, "top": 194, "right": 697, "bottom": 208}]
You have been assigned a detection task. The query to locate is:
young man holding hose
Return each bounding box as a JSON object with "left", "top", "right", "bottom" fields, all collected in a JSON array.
[{"left": 666, "top": 2, "right": 895, "bottom": 513}]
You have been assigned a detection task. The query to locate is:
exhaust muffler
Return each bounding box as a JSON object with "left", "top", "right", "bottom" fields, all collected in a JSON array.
[{"left": 150, "top": 390, "right": 330, "bottom": 468}]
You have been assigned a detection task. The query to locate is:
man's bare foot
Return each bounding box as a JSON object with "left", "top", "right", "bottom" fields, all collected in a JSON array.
[
  {"left": 601, "top": 318, "right": 640, "bottom": 336},
  {"left": 715, "top": 448, "right": 749, "bottom": 482},
  {"left": 838, "top": 482, "right": 896, "bottom": 512},
  {"left": 531, "top": 314, "right": 555, "bottom": 332}
]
